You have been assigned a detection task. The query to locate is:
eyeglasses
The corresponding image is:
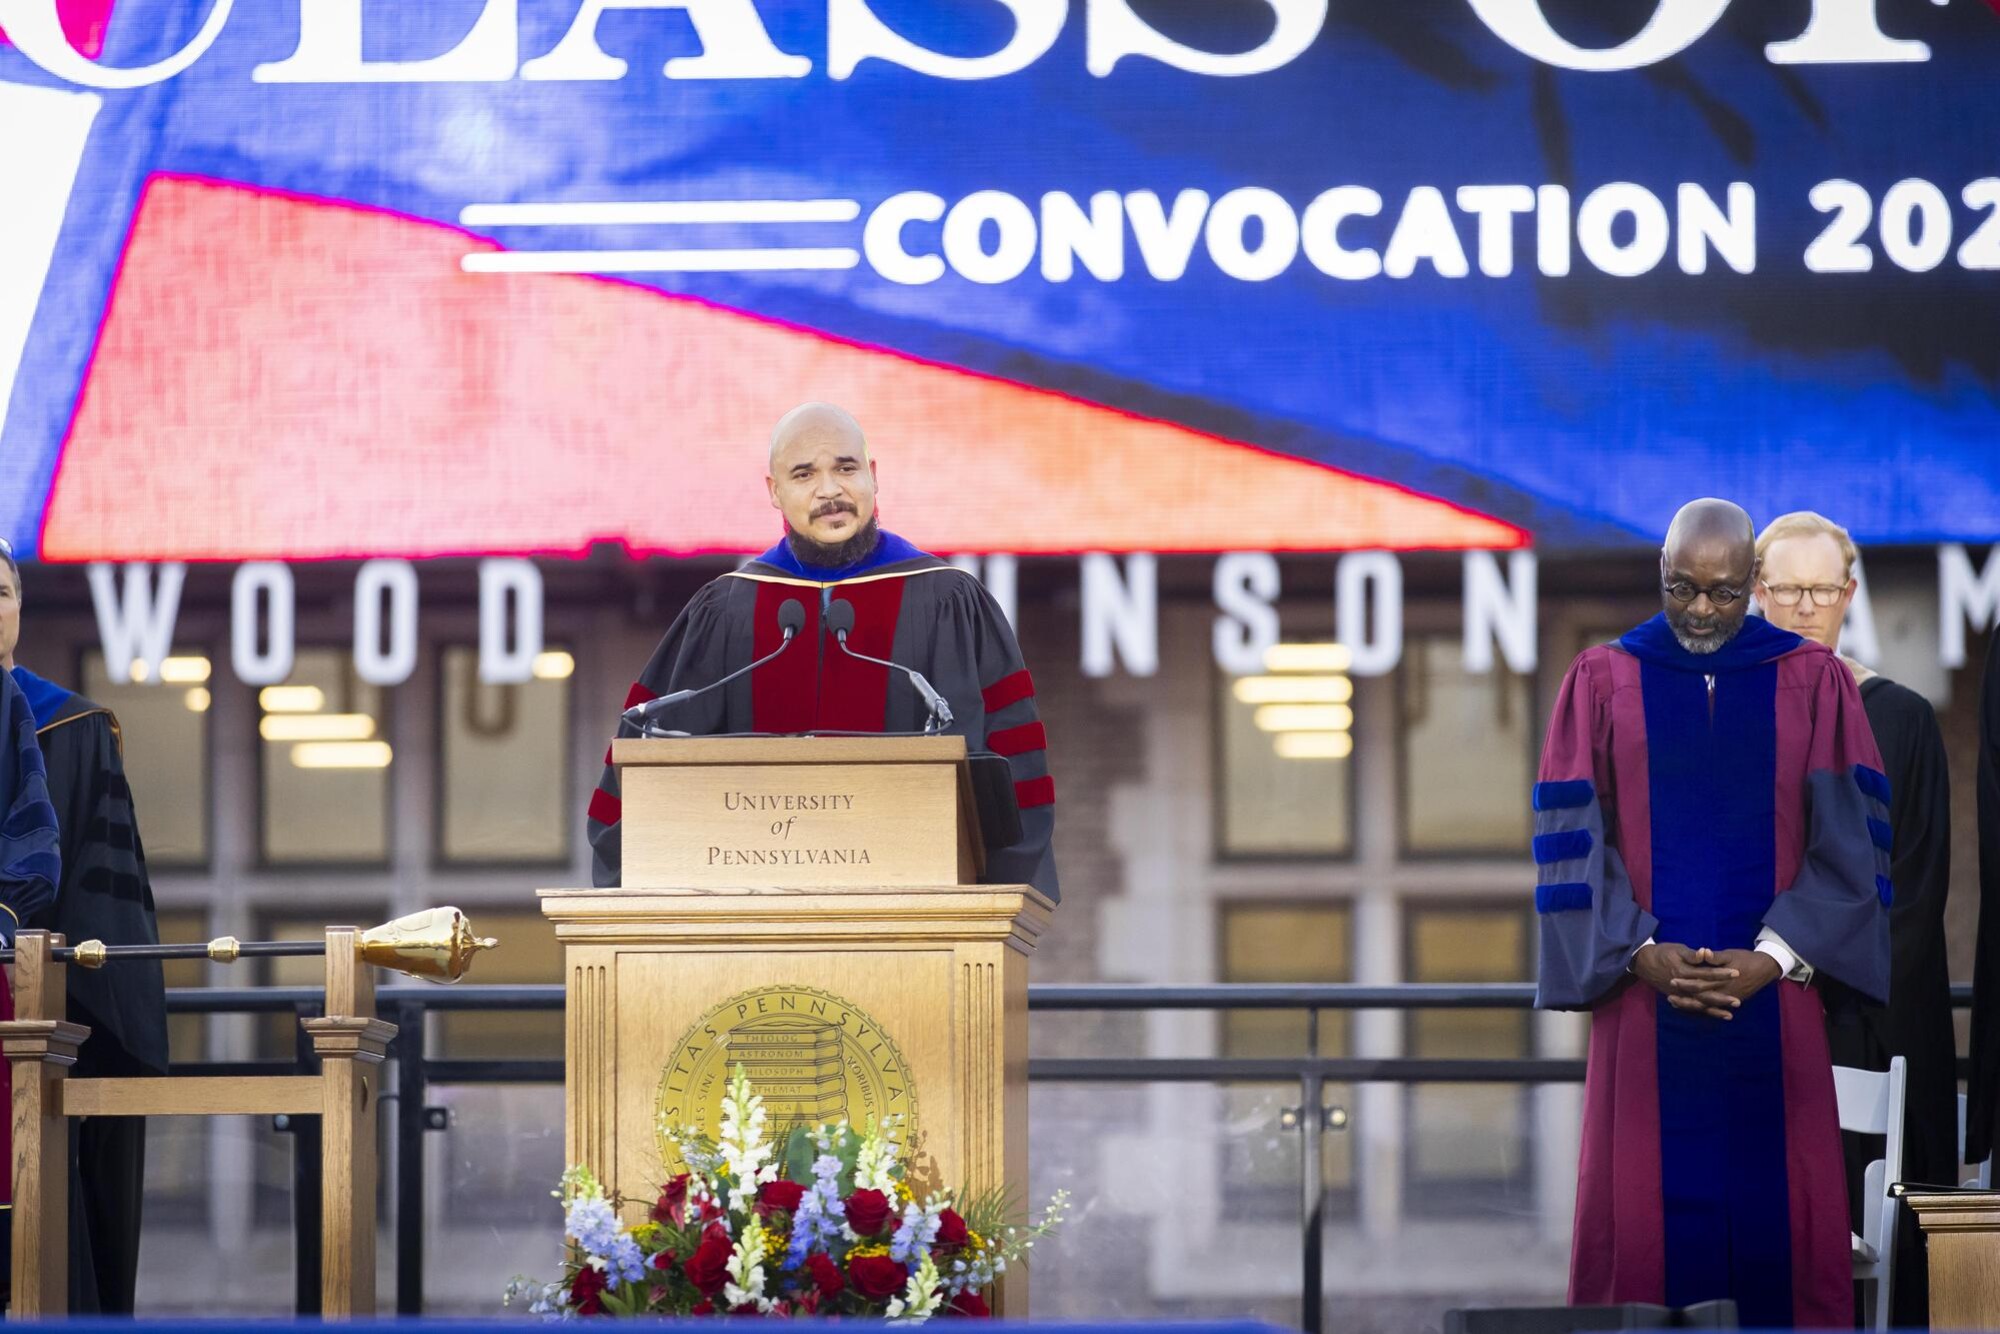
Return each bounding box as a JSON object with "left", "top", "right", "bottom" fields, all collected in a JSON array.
[
  {"left": 1663, "top": 579, "right": 1746, "bottom": 607},
  {"left": 1760, "top": 581, "right": 1847, "bottom": 608}
]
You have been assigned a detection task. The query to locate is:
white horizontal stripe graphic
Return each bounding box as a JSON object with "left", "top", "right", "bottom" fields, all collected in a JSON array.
[{"left": 460, "top": 200, "right": 861, "bottom": 226}]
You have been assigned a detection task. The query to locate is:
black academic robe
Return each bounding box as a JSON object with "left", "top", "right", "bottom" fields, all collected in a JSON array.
[
  {"left": 1969, "top": 629, "right": 2000, "bottom": 1163},
  {"left": 20, "top": 682, "right": 168, "bottom": 1074},
  {"left": 587, "top": 531, "right": 1058, "bottom": 901},
  {"left": 1853, "top": 674, "right": 1958, "bottom": 1186},
  {"left": 1822, "top": 672, "right": 1957, "bottom": 1325},
  {"left": 10, "top": 669, "right": 166, "bottom": 1314}
]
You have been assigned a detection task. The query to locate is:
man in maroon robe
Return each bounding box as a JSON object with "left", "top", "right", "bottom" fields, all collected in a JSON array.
[
  {"left": 587, "top": 403, "right": 1056, "bottom": 900},
  {"left": 1535, "top": 499, "right": 1889, "bottom": 1328}
]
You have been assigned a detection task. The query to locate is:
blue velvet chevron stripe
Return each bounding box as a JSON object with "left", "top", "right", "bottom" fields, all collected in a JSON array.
[
  {"left": 1532, "top": 780, "right": 1599, "bottom": 915},
  {"left": 1533, "top": 829, "right": 1593, "bottom": 864},
  {"left": 1854, "top": 765, "right": 1894, "bottom": 907},
  {"left": 1639, "top": 654, "right": 1793, "bottom": 1328},
  {"left": 1536, "top": 883, "right": 1593, "bottom": 914},
  {"left": 1533, "top": 780, "right": 1594, "bottom": 811}
]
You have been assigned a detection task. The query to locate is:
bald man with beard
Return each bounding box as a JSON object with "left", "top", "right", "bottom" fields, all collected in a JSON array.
[
  {"left": 587, "top": 404, "right": 1058, "bottom": 901},
  {"left": 1534, "top": 499, "right": 1889, "bottom": 1327}
]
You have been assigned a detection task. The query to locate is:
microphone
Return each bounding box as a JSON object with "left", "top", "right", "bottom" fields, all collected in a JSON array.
[
  {"left": 825, "top": 598, "right": 955, "bottom": 735},
  {"left": 622, "top": 599, "right": 805, "bottom": 735}
]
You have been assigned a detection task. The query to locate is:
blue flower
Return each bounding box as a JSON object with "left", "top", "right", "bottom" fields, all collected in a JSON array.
[
  {"left": 564, "top": 1195, "right": 623, "bottom": 1258},
  {"left": 889, "top": 1203, "right": 942, "bottom": 1264},
  {"left": 603, "top": 1233, "right": 647, "bottom": 1289}
]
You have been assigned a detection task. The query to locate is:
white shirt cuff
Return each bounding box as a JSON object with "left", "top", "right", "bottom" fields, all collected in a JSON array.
[
  {"left": 1754, "top": 927, "right": 1813, "bottom": 984},
  {"left": 1628, "top": 937, "right": 1656, "bottom": 972}
]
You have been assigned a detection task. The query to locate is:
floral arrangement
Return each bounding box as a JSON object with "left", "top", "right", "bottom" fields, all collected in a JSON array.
[{"left": 508, "top": 1066, "right": 1066, "bottom": 1319}]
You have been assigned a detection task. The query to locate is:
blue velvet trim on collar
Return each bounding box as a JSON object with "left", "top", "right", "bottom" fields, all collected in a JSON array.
[
  {"left": 751, "top": 528, "right": 931, "bottom": 582},
  {"left": 9, "top": 667, "right": 75, "bottom": 731},
  {"left": 1617, "top": 612, "right": 1804, "bottom": 674}
]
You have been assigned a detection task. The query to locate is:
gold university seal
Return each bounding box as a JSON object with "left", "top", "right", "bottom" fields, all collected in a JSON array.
[{"left": 656, "top": 985, "right": 917, "bottom": 1172}]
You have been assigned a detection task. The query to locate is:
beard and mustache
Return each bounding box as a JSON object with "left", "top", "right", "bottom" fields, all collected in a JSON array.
[
  {"left": 1669, "top": 610, "right": 1738, "bottom": 655},
  {"left": 785, "top": 505, "right": 880, "bottom": 569}
]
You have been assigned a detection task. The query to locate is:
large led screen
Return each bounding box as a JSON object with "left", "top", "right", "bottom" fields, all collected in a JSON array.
[{"left": 1, "top": 0, "right": 1995, "bottom": 561}]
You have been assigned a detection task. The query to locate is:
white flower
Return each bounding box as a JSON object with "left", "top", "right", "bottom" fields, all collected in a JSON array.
[
  {"left": 717, "top": 1067, "right": 778, "bottom": 1216},
  {"left": 723, "top": 1219, "right": 774, "bottom": 1313},
  {"left": 853, "top": 1115, "right": 903, "bottom": 1193},
  {"left": 886, "top": 1250, "right": 943, "bottom": 1323}
]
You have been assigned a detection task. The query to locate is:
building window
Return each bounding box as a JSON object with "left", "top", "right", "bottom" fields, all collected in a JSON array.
[
  {"left": 1403, "top": 904, "right": 1533, "bottom": 1213},
  {"left": 438, "top": 647, "right": 572, "bottom": 865},
  {"left": 436, "top": 909, "right": 561, "bottom": 1062},
  {"left": 146, "top": 908, "right": 210, "bottom": 1225},
  {"left": 1218, "top": 642, "right": 1353, "bottom": 857},
  {"left": 253, "top": 907, "right": 386, "bottom": 1226},
  {"left": 1399, "top": 636, "right": 1532, "bottom": 855},
  {"left": 80, "top": 651, "right": 211, "bottom": 868},
  {"left": 1218, "top": 902, "right": 1354, "bottom": 1220},
  {"left": 438, "top": 908, "right": 564, "bottom": 1226},
  {"left": 259, "top": 649, "right": 391, "bottom": 866}
]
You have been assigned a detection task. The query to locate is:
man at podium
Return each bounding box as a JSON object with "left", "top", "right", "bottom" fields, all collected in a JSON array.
[{"left": 588, "top": 403, "right": 1058, "bottom": 901}]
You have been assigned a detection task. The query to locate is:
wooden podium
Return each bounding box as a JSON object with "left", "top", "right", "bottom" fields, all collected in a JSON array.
[
  {"left": 541, "top": 737, "right": 1051, "bottom": 1305},
  {"left": 1903, "top": 1190, "right": 2000, "bottom": 1328}
]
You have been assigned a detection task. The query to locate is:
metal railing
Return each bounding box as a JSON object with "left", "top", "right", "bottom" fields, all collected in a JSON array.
[{"left": 158, "top": 981, "right": 1978, "bottom": 1332}]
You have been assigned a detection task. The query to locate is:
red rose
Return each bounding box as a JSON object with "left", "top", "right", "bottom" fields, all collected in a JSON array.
[
  {"left": 934, "top": 1208, "right": 970, "bottom": 1254},
  {"left": 731, "top": 1303, "right": 761, "bottom": 1315},
  {"left": 758, "top": 1179, "right": 806, "bottom": 1216},
  {"left": 569, "top": 1264, "right": 607, "bottom": 1315},
  {"left": 653, "top": 1174, "right": 691, "bottom": 1226},
  {"left": 946, "top": 1289, "right": 991, "bottom": 1318},
  {"left": 844, "top": 1188, "right": 891, "bottom": 1236},
  {"left": 847, "top": 1255, "right": 909, "bottom": 1302},
  {"left": 690, "top": 1299, "right": 716, "bottom": 1316},
  {"left": 806, "top": 1251, "right": 846, "bottom": 1297},
  {"left": 683, "top": 1223, "right": 734, "bottom": 1296},
  {"left": 650, "top": 1250, "right": 678, "bottom": 1272}
]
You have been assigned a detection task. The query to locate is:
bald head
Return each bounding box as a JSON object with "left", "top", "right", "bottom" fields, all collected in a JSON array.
[
  {"left": 1659, "top": 498, "right": 1757, "bottom": 654},
  {"left": 1664, "top": 498, "right": 1754, "bottom": 562},
  {"left": 766, "top": 402, "right": 880, "bottom": 557},
  {"left": 769, "top": 402, "right": 868, "bottom": 470}
]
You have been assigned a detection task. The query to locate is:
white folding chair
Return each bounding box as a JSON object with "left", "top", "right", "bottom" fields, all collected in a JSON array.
[
  {"left": 1835, "top": 1057, "right": 1906, "bottom": 1333},
  {"left": 1958, "top": 1091, "right": 1995, "bottom": 1188}
]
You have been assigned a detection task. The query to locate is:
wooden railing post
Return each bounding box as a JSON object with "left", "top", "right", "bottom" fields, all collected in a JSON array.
[
  {"left": 301, "top": 926, "right": 396, "bottom": 1318},
  {"left": 3, "top": 930, "right": 89, "bottom": 1317}
]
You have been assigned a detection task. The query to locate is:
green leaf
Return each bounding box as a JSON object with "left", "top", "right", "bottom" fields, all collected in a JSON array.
[
  {"left": 832, "top": 1128, "right": 862, "bottom": 1195},
  {"left": 784, "top": 1126, "right": 815, "bottom": 1183},
  {"left": 601, "top": 1279, "right": 646, "bottom": 1317}
]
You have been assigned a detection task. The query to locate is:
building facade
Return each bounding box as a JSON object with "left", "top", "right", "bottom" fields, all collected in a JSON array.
[{"left": 6, "top": 545, "right": 1986, "bottom": 1322}]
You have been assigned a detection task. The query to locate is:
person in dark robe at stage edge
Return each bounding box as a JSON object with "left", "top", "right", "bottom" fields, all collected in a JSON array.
[
  {"left": 588, "top": 403, "right": 1057, "bottom": 900},
  {"left": 1534, "top": 499, "right": 1890, "bottom": 1329},
  {"left": 0, "top": 656, "right": 63, "bottom": 1303},
  {"left": 1756, "top": 510, "right": 1956, "bottom": 1324},
  {"left": 1968, "top": 626, "right": 2000, "bottom": 1184},
  {"left": 0, "top": 539, "right": 168, "bottom": 1314}
]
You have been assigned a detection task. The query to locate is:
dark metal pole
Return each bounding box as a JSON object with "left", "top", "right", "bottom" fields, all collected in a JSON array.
[
  {"left": 395, "top": 998, "right": 428, "bottom": 1315},
  {"left": 1300, "top": 1008, "right": 1323, "bottom": 1334}
]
